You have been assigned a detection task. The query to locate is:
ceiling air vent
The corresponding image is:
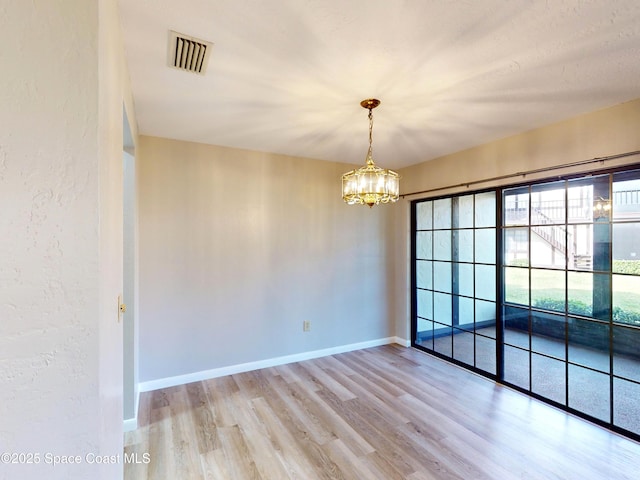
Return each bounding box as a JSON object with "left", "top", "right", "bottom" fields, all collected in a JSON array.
[{"left": 168, "top": 30, "right": 212, "bottom": 75}]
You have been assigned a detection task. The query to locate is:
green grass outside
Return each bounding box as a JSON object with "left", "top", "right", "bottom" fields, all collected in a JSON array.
[{"left": 504, "top": 267, "right": 640, "bottom": 324}]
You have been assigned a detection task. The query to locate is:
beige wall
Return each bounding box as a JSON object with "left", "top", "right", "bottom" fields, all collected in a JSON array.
[
  {"left": 400, "top": 98, "right": 640, "bottom": 197},
  {"left": 137, "top": 136, "right": 397, "bottom": 384},
  {"left": 393, "top": 98, "right": 640, "bottom": 340}
]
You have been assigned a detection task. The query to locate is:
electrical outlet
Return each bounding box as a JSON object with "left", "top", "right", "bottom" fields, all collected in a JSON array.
[{"left": 303, "top": 320, "right": 311, "bottom": 332}]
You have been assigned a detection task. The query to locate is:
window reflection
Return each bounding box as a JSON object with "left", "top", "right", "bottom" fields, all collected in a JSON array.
[
  {"left": 416, "top": 289, "right": 433, "bottom": 320},
  {"left": 433, "top": 198, "right": 451, "bottom": 229},
  {"left": 475, "top": 265, "right": 496, "bottom": 301},
  {"left": 457, "top": 296, "right": 474, "bottom": 331},
  {"left": 416, "top": 231, "right": 432, "bottom": 260},
  {"left": 416, "top": 260, "right": 433, "bottom": 290},
  {"left": 475, "top": 228, "right": 496, "bottom": 264},
  {"left": 456, "top": 229, "right": 474, "bottom": 262},
  {"left": 433, "top": 262, "right": 452, "bottom": 293},
  {"left": 456, "top": 195, "right": 474, "bottom": 228},
  {"left": 416, "top": 201, "right": 432, "bottom": 230},
  {"left": 457, "top": 263, "right": 474, "bottom": 297},
  {"left": 434, "top": 293, "right": 452, "bottom": 325},
  {"left": 433, "top": 230, "right": 452, "bottom": 261},
  {"left": 475, "top": 192, "right": 496, "bottom": 227}
]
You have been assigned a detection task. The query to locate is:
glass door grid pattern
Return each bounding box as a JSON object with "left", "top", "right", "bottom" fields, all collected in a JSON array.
[
  {"left": 413, "top": 191, "right": 498, "bottom": 376},
  {"left": 411, "top": 167, "right": 640, "bottom": 441}
]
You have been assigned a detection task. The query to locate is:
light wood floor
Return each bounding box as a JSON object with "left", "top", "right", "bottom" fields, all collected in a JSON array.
[{"left": 124, "top": 345, "right": 640, "bottom": 479}]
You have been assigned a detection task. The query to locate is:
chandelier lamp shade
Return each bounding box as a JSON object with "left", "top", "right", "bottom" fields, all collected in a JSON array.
[
  {"left": 593, "top": 196, "right": 612, "bottom": 219},
  {"left": 342, "top": 99, "right": 400, "bottom": 207}
]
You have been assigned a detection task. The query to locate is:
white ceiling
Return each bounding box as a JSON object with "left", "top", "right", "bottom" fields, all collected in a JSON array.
[{"left": 119, "top": 0, "right": 640, "bottom": 170}]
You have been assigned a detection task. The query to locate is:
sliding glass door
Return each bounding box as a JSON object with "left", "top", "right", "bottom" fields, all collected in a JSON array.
[
  {"left": 503, "top": 176, "right": 613, "bottom": 417},
  {"left": 413, "top": 191, "right": 497, "bottom": 376},
  {"left": 412, "top": 166, "right": 640, "bottom": 440}
]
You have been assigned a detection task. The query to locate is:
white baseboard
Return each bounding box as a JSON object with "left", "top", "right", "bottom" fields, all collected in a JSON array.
[
  {"left": 139, "top": 336, "right": 405, "bottom": 393},
  {"left": 123, "top": 416, "right": 138, "bottom": 432},
  {"left": 123, "top": 388, "right": 140, "bottom": 432}
]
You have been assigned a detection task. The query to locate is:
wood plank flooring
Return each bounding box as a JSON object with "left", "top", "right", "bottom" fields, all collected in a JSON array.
[{"left": 124, "top": 345, "right": 640, "bottom": 479}]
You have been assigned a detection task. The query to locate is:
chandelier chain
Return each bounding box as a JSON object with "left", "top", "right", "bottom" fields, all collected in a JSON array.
[{"left": 367, "top": 108, "right": 374, "bottom": 163}]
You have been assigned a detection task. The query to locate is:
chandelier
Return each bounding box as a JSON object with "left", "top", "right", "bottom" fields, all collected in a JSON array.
[
  {"left": 593, "top": 196, "right": 611, "bottom": 219},
  {"left": 342, "top": 99, "right": 400, "bottom": 207}
]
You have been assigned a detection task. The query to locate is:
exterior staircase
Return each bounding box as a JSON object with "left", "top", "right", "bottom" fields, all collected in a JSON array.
[{"left": 530, "top": 207, "right": 571, "bottom": 261}]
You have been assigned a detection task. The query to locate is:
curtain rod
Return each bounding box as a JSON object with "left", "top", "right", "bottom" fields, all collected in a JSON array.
[{"left": 400, "top": 149, "right": 640, "bottom": 199}]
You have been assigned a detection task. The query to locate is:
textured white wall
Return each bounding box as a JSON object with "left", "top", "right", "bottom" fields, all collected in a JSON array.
[
  {"left": 98, "top": 0, "right": 126, "bottom": 476},
  {"left": 137, "top": 136, "right": 396, "bottom": 383},
  {"left": 394, "top": 99, "right": 640, "bottom": 340},
  {"left": 0, "top": 1, "right": 126, "bottom": 479}
]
